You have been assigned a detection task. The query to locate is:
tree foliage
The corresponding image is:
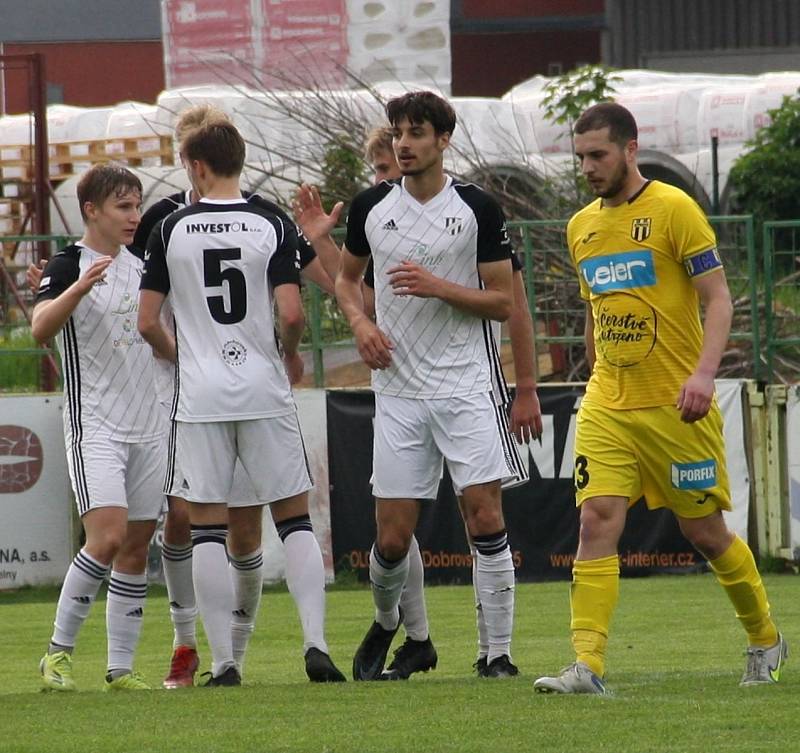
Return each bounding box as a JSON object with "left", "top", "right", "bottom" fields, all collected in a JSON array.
[{"left": 728, "top": 92, "right": 800, "bottom": 222}]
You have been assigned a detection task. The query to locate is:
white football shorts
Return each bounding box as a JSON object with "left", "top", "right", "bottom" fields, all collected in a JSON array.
[
  {"left": 166, "top": 412, "right": 313, "bottom": 506},
  {"left": 371, "top": 392, "right": 516, "bottom": 500},
  {"left": 66, "top": 434, "right": 166, "bottom": 521}
]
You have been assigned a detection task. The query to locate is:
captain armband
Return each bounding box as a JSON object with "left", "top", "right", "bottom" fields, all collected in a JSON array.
[{"left": 684, "top": 248, "right": 722, "bottom": 277}]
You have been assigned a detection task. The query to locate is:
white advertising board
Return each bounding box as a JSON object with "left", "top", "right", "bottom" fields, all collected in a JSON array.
[{"left": 0, "top": 396, "right": 72, "bottom": 588}]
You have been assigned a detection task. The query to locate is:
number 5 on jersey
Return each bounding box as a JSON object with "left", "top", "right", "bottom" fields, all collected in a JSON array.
[{"left": 204, "top": 247, "right": 246, "bottom": 324}]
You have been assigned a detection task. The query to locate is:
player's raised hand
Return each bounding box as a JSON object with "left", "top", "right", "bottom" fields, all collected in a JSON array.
[
  {"left": 676, "top": 371, "right": 715, "bottom": 423},
  {"left": 353, "top": 317, "right": 393, "bottom": 370},
  {"left": 283, "top": 351, "right": 304, "bottom": 385},
  {"left": 76, "top": 255, "right": 114, "bottom": 295},
  {"left": 292, "top": 183, "right": 343, "bottom": 243},
  {"left": 510, "top": 387, "right": 543, "bottom": 444},
  {"left": 387, "top": 260, "right": 440, "bottom": 298},
  {"left": 27, "top": 259, "right": 46, "bottom": 291}
]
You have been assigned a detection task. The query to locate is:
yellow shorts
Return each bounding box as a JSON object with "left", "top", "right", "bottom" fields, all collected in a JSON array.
[{"left": 573, "top": 400, "right": 731, "bottom": 519}]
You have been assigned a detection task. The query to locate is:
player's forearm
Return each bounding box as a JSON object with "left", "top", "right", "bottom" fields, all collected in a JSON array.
[
  {"left": 310, "top": 235, "right": 341, "bottom": 284},
  {"left": 279, "top": 315, "right": 305, "bottom": 357},
  {"left": 301, "top": 258, "right": 335, "bottom": 296},
  {"left": 336, "top": 274, "right": 369, "bottom": 330},
  {"left": 138, "top": 319, "right": 176, "bottom": 362},
  {"left": 31, "top": 287, "right": 84, "bottom": 342},
  {"left": 436, "top": 278, "right": 512, "bottom": 322},
  {"left": 695, "top": 292, "right": 733, "bottom": 377},
  {"left": 508, "top": 277, "right": 537, "bottom": 389}
]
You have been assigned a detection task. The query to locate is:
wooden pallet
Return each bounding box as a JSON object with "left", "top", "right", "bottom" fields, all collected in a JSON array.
[{"left": 0, "top": 134, "right": 175, "bottom": 184}]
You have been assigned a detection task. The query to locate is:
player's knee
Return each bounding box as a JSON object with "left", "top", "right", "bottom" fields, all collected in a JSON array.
[
  {"left": 376, "top": 529, "right": 412, "bottom": 561},
  {"left": 578, "top": 503, "right": 622, "bottom": 546},
  {"left": 681, "top": 523, "right": 732, "bottom": 560},
  {"left": 466, "top": 505, "right": 504, "bottom": 537},
  {"left": 87, "top": 528, "right": 126, "bottom": 563},
  {"left": 164, "top": 504, "right": 191, "bottom": 544}
]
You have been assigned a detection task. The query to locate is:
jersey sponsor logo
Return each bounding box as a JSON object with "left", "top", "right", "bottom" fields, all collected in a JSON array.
[
  {"left": 581, "top": 232, "right": 599, "bottom": 245},
  {"left": 222, "top": 339, "right": 247, "bottom": 366},
  {"left": 670, "top": 459, "right": 716, "bottom": 490},
  {"left": 445, "top": 216, "right": 463, "bottom": 235},
  {"left": 186, "top": 221, "right": 257, "bottom": 234},
  {"left": 595, "top": 297, "right": 657, "bottom": 366},
  {"left": 111, "top": 292, "right": 139, "bottom": 316},
  {"left": 631, "top": 217, "right": 652, "bottom": 242},
  {"left": 382, "top": 219, "right": 398, "bottom": 231},
  {"left": 580, "top": 250, "right": 656, "bottom": 293},
  {"left": 684, "top": 248, "right": 722, "bottom": 277}
]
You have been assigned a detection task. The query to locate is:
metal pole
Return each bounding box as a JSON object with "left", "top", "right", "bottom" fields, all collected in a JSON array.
[{"left": 711, "top": 134, "right": 720, "bottom": 215}]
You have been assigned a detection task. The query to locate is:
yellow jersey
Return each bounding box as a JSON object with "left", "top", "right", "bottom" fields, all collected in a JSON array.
[{"left": 567, "top": 180, "right": 723, "bottom": 409}]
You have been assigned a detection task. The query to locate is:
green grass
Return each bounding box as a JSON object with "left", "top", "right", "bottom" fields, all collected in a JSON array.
[{"left": 0, "top": 575, "right": 796, "bottom": 753}]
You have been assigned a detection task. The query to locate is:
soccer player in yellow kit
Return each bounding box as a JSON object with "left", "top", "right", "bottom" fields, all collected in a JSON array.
[{"left": 534, "top": 102, "right": 786, "bottom": 694}]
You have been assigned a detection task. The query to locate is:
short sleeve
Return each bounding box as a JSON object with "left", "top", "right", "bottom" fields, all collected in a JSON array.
[
  {"left": 297, "top": 229, "right": 317, "bottom": 269},
  {"left": 566, "top": 216, "right": 591, "bottom": 301},
  {"left": 268, "top": 218, "right": 302, "bottom": 288},
  {"left": 668, "top": 193, "right": 719, "bottom": 269},
  {"left": 35, "top": 249, "right": 80, "bottom": 303},
  {"left": 476, "top": 194, "right": 513, "bottom": 264},
  {"left": 344, "top": 190, "right": 373, "bottom": 257},
  {"left": 511, "top": 251, "right": 523, "bottom": 272},
  {"left": 140, "top": 220, "right": 171, "bottom": 295}
]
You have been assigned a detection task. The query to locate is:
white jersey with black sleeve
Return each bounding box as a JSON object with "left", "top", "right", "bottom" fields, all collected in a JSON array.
[
  {"left": 36, "top": 244, "right": 164, "bottom": 443},
  {"left": 140, "top": 197, "right": 301, "bottom": 422},
  {"left": 345, "top": 176, "right": 514, "bottom": 400}
]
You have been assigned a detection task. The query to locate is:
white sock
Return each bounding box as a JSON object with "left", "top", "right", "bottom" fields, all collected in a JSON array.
[
  {"left": 398, "top": 536, "right": 429, "bottom": 641},
  {"left": 471, "top": 546, "right": 489, "bottom": 659},
  {"left": 191, "top": 528, "right": 235, "bottom": 676},
  {"left": 106, "top": 570, "right": 147, "bottom": 675},
  {"left": 277, "top": 516, "right": 328, "bottom": 654},
  {"left": 50, "top": 548, "right": 109, "bottom": 651},
  {"left": 369, "top": 544, "right": 409, "bottom": 631},
  {"left": 473, "top": 531, "right": 515, "bottom": 663},
  {"left": 161, "top": 541, "right": 197, "bottom": 649},
  {"left": 230, "top": 548, "right": 263, "bottom": 672}
]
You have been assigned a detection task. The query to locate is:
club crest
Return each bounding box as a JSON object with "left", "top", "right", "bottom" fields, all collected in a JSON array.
[
  {"left": 445, "top": 216, "right": 462, "bottom": 236},
  {"left": 631, "top": 217, "right": 652, "bottom": 243}
]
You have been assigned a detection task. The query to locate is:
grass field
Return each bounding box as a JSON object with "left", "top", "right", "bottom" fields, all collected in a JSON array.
[{"left": 1, "top": 574, "right": 796, "bottom": 753}]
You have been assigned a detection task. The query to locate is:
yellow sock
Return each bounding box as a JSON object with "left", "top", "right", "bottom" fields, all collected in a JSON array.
[
  {"left": 570, "top": 554, "right": 620, "bottom": 677},
  {"left": 709, "top": 535, "right": 778, "bottom": 648}
]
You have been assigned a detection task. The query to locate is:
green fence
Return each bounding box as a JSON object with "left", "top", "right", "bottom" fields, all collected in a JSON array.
[
  {"left": 2, "top": 215, "right": 793, "bottom": 390},
  {"left": 763, "top": 220, "right": 800, "bottom": 383}
]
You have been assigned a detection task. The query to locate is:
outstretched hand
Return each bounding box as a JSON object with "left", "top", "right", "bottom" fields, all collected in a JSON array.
[
  {"left": 292, "top": 183, "right": 343, "bottom": 242},
  {"left": 76, "top": 256, "right": 114, "bottom": 295}
]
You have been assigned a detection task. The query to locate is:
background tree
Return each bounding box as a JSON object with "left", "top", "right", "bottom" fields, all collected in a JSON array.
[{"left": 729, "top": 92, "right": 800, "bottom": 227}]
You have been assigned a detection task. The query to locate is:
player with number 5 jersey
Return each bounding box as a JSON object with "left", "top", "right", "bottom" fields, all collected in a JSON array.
[{"left": 138, "top": 108, "right": 344, "bottom": 686}]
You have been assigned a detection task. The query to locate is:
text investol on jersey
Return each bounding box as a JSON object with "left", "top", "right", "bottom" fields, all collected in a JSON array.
[
  {"left": 567, "top": 180, "right": 723, "bottom": 409},
  {"left": 345, "top": 176, "right": 513, "bottom": 399},
  {"left": 140, "top": 198, "right": 301, "bottom": 422},
  {"left": 36, "top": 244, "right": 163, "bottom": 442}
]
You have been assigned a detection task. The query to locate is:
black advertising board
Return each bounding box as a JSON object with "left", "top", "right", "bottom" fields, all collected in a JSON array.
[{"left": 327, "top": 387, "right": 705, "bottom": 584}]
